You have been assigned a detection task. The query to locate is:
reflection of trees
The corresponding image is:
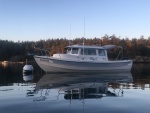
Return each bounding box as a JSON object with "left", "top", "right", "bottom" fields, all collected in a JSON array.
[
  {"left": 132, "top": 63, "right": 150, "bottom": 89},
  {"left": 132, "top": 63, "right": 150, "bottom": 90},
  {"left": 0, "top": 63, "right": 21, "bottom": 84},
  {"left": 0, "top": 62, "right": 44, "bottom": 84},
  {"left": 132, "top": 78, "right": 150, "bottom": 90},
  {"left": 132, "top": 63, "right": 150, "bottom": 76}
]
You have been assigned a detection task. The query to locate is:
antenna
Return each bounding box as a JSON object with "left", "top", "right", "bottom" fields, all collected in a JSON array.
[
  {"left": 69, "top": 24, "right": 72, "bottom": 46},
  {"left": 83, "top": 18, "right": 85, "bottom": 58},
  {"left": 83, "top": 18, "right": 85, "bottom": 45},
  {"left": 70, "top": 24, "right": 71, "bottom": 39}
]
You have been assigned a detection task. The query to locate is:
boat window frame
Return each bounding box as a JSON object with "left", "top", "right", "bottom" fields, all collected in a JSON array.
[
  {"left": 71, "top": 48, "right": 79, "bottom": 54},
  {"left": 66, "top": 48, "right": 72, "bottom": 54},
  {"left": 66, "top": 47, "right": 79, "bottom": 55},
  {"left": 80, "top": 48, "right": 97, "bottom": 55},
  {"left": 97, "top": 49, "right": 106, "bottom": 56}
]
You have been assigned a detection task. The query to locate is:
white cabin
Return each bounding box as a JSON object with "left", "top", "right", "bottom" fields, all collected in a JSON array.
[{"left": 53, "top": 45, "right": 108, "bottom": 62}]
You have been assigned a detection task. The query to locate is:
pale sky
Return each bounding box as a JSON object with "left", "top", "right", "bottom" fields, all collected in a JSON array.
[{"left": 0, "top": 0, "right": 150, "bottom": 42}]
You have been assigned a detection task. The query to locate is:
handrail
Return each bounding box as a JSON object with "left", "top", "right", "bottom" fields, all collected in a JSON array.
[
  {"left": 34, "top": 47, "right": 51, "bottom": 56},
  {"left": 116, "top": 47, "right": 123, "bottom": 60}
]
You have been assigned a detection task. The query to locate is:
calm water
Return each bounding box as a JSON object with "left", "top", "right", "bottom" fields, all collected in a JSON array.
[{"left": 0, "top": 62, "right": 150, "bottom": 113}]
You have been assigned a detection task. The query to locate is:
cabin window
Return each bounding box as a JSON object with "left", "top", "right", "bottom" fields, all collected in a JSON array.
[
  {"left": 81, "top": 48, "right": 96, "bottom": 55},
  {"left": 98, "top": 49, "right": 105, "bottom": 56},
  {"left": 67, "top": 48, "right": 71, "bottom": 54},
  {"left": 72, "top": 48, "right": 78, "bottom": 54}
]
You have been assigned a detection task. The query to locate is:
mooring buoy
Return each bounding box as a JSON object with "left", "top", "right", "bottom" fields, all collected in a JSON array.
[{"left": 23, "top": 59, "right": 33, "bottom": 81}]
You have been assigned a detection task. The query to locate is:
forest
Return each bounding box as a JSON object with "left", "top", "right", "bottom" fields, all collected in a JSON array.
[{"left": 0, "top": 35, "right": 150, "bottom": 62}]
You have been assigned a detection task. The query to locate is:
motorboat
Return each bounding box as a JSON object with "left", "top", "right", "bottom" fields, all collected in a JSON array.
[{"left": 34, "top": 45, "right": 133, "bottom": 73}]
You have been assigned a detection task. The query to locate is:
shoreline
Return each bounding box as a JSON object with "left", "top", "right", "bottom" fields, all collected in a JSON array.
[
  {"left": 0, "top": 60, "right": 149, "bottom": 64},
  {"left": 0, "top": 61, "right": 35, "bottom": 64}
]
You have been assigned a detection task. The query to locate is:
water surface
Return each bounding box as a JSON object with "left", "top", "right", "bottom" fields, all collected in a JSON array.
[{"left": 0, "top": 62, "right": 150, "bottom": 113}]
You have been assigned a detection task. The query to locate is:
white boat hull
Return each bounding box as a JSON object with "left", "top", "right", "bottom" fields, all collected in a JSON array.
[{"left": 34, "top": 56, "right": 133, "bottom": 73}]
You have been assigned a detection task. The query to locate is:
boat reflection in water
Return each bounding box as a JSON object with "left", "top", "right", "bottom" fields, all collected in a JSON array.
[{"left": 33, "top": 72, "right": 132, "bottom": 102}]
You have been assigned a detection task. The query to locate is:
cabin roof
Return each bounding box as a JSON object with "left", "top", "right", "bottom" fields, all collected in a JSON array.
[
  {"left": 66, "top": 45, "right": 104, "bottom": 49},
  {"left": 66, "top": 45, "right": 122, "bottom": 50}
]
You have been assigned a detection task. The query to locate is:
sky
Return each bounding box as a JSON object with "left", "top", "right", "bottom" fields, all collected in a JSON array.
[{"left": 0, "top": 0, "right": 150, "bottom": 42}]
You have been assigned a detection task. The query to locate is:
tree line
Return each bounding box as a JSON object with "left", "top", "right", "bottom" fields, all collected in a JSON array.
[{"left": 0, "top": 35, "right": 150, "bottom": 62}]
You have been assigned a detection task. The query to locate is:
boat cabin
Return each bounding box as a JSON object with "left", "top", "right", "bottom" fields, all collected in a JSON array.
[
  {"left": 53, "top": 45, "right": 109, "bottom": 62},
  {"left": 65, "top": 45, "right": 106, "bottom": 56}
]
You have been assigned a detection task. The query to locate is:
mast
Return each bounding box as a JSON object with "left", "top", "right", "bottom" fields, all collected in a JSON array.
[
  {"left": 83, "top": 18, "right": 85, "bottom": 58},
  {"left": 83, "top": 18, "right": 85, "bottom": 46},
  {"left": 69, "top": 24, "right": 72, "bottom": 45},
  {"left": 70, "top": 24, "right": 71, "bottom": 39}
]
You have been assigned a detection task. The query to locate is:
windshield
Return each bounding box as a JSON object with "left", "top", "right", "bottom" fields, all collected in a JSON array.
[
  {"left": 72, "top": 48, "right": 78, "bottom": 54},
  {"left": 98, "top": 49, "right": 105, "bottom": 56},
  {"left": 66, "top": 48, "right": 71, "bottom": 54}
]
